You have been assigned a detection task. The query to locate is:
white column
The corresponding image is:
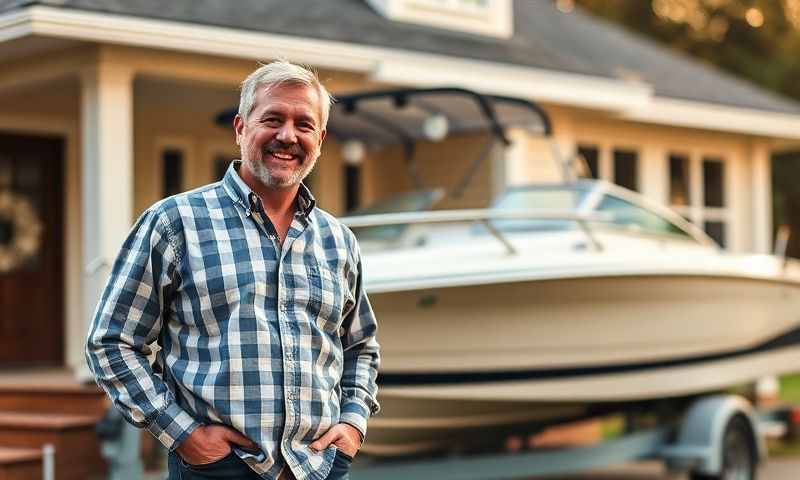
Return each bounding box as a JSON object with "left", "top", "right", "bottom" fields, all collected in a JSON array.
[
  {"left": 640, "top": 144, "right": 666, "bottom": 205},
  {"left": 751, "top": 140, "right": 772, "bottom": 254},
  {"left": 73, "top": 61, "right": 135, "bottom": 379}
]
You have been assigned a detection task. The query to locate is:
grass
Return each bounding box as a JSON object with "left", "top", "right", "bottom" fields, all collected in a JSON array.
[
  {"left": 780, "top": 374, "right": 800, "bottom": 404},
  {"left": 767, "top": 374, "right": 800, "bottom": 457}
]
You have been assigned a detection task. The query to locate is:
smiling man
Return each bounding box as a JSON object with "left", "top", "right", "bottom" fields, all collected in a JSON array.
[{"left": 86, "top": 61, "right": 380, "bottom": 480}]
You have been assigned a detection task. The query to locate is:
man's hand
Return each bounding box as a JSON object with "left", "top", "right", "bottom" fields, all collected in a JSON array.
[
  {"left": 176, "top": 425, "right": 257, "bottom": 466},
  {"left": 310, "top": 423, "right": 362, "bottom": 457}
]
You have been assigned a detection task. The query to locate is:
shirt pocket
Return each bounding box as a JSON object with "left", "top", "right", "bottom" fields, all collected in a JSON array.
[{"left": 308, "top": 263, "right": 350, "bottom": 335}]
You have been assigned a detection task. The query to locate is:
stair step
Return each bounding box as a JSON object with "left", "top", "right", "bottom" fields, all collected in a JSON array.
[
  {"left": 0, "top": 412, "right": 100, "bottom": 430},
  {"left": 0, "top": 412, "right": 105, "bottom": 480},
  {"left": 0, "top": 446, "right": 42, "bottom": 464},
  {"left": 0, "top": 383, "right": 107, "bottom": 416},
  {"left": 0, "top": 447, "right": 44, "bottom": 480}
]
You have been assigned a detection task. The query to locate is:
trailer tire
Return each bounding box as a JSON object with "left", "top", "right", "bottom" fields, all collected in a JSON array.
[{"left": 689, "top": 415, "right": 757, "bottom": 480}]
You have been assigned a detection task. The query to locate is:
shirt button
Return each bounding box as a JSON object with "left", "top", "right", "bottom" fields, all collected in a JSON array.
[{"left": 279, "top": 303, "right": 287, "bottom": 312}]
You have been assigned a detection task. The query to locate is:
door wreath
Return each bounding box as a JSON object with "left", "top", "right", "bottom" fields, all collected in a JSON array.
[{"left": 0, "top": 191, "right": 43, "bottom": 273}]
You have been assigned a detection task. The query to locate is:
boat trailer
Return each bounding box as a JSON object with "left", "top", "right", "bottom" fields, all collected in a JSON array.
[{"left": 347, "top": 395, "right": 766, "bottom": 480}]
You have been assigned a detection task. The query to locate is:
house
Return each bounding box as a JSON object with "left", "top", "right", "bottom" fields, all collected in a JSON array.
[{"left": 1, "top": 1, "right": 799, "bottom": 473}]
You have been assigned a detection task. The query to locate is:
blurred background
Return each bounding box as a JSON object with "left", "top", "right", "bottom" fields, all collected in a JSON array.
[{"left": 2, "top": 0, "right": 800, "bottom": 479}]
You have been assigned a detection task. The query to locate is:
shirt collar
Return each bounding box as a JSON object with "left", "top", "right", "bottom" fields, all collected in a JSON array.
[{"left": 222, "top": 160, "right": 316, "bottom": 219}]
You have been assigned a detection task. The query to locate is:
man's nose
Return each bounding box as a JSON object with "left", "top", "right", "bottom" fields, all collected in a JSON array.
[{"left": 275, "top": 123, "right": 298, "bottom": 143}]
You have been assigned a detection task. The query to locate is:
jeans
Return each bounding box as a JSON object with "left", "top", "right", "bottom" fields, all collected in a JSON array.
[{"left": 167, "top": 450, "right": 352, "bottom": 480}]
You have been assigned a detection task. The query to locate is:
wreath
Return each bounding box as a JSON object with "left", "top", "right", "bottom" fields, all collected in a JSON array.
[{"left": 0, "top": 191, "right": 43, "bottom": 273}]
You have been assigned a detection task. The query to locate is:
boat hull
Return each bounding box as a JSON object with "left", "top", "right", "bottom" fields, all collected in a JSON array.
[{"left": 363, "top": 273, "right": 800, "bottom": 455}]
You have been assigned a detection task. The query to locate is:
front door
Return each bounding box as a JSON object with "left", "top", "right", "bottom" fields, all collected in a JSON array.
[{"left": 0, "top": 133, "right": 64, "bottom": 366}]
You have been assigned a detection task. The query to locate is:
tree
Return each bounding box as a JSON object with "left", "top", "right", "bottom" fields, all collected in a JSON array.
[{"left": 572, "top": 0, "right": 800, "bottom": 100}]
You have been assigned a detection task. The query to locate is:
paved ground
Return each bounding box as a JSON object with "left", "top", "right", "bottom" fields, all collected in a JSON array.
[{"left": 539, "top": 458, "right": 800, "bottom": 479}]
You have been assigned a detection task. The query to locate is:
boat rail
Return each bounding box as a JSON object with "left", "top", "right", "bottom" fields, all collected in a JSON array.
[{"left": 340, "top": 209, "right": 612, "bottom": 254}]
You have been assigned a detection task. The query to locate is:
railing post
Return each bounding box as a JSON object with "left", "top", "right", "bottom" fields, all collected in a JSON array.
[{"left": 42, "top": 443, "right": 55, "bottom": 480}]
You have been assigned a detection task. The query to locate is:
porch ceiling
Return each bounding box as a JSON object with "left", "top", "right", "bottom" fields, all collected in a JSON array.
[{"left": 0, "top": 35, "right": 84, "bottom": 63}]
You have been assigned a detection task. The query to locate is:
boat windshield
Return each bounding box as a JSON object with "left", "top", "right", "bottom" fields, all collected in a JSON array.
[
  {"left": 348, "top": 189, "right": 443, "bottom": 243},
  {"left": 595, "top": 194, "right": 693, "bottom": 239},
  {"left": 490, "top": 184, "right": 592, "bottom": 232}
]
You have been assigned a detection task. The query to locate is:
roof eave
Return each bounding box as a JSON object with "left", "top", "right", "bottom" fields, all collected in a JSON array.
[{"left": 2, "top": 5, "right": 800, "bottom": 140}]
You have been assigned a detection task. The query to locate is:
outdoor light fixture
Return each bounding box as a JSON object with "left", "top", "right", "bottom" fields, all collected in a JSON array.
[
  {"left": 422, "top": 114, "right": 449, "bottom": 141},
  {"left": 341, "top": 139, "right": 366, "bottom": 166}
]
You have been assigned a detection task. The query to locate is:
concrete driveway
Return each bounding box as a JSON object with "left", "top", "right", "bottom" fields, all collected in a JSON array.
[{"left": 539, "top": 458, "right": 800, "bottom": 479}]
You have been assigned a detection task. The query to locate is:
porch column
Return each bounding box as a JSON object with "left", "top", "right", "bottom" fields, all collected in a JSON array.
[
  {"left": 73, "top": 61, "right": 135, "bottom": 378},
  {"left": 751, "top": 140, "right": 772, "bottom": 254}
]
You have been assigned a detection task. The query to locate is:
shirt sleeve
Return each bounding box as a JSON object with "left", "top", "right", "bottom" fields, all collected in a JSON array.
[
  {"left": 338, "top": 236, "right": 381, "bottom": 441},
  {"left": 85, "top": 205, "right": 200, "bottom": 451}
]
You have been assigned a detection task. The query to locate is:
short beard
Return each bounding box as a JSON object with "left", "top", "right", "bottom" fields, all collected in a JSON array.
[{"left": 243, "top": 144, "right": 317, "bottom": 189}]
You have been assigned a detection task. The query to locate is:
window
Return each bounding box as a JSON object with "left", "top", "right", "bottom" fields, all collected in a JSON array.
[
  {"left": 344, "top": 165, "right": 361, "bottom": 213},
  {"left": 669, "top": 153, "right": 690, "bottom": 206},
  {"left": 214, "top": 154, "right": 236, "bottom": 181},
  {"left": 161, "top": 148, "right": 184, "bottom": 198},
  {"left": 613, "top": 149, "right": 638, "bottom": 192},
  {"left": 577, "top": 145, "right": 599, "bottom": 179},
  {"left": 703, "top": 158, "right": 725, "bottom": 208},
  {"left": 666, "top": 152, "right": 729, "bottom": 248},
  {"left": 704, "top": 220, "right": 726, "bottom": 247}
]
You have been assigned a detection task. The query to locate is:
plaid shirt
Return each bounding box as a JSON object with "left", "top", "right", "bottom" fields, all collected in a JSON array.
[{"left": 86, "top": 161, "right": 380, "bottom": 480}]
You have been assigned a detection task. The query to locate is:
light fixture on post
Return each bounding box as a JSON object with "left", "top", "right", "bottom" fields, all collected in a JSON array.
[
  {"left": 422, "top": 114, "right": 449, "bottom": 141},
  {"left": 341, "top": 139, "right": 366, "bottom": 166}
]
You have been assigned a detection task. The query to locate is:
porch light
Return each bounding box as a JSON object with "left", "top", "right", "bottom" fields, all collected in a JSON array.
[
  {"left": 423, "top": 114, "right": 449, "bottom": 141},
  {"left": 342, "top": 139, "right": 366, "bottom": 165}
]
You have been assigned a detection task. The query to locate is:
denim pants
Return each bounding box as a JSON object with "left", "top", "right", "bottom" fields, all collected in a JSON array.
[{"left": 167, "top": 450, "right": 352, "bottom": 480}]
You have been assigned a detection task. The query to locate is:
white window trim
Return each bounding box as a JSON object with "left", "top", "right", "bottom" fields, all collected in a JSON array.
[{"left": 365, "top": 0, "right": 513, "bottom": 38}]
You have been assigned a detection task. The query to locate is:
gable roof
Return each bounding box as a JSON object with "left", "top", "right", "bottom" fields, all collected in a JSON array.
[{"left": 1, "top": 0, "right": 799, "bottom": 116}]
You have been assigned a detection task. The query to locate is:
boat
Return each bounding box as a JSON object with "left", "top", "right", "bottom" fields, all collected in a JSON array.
[{"left": 326, "top": 88, "right": 800, "bottom": 456}]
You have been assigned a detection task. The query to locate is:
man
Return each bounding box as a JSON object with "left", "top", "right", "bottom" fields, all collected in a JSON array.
[{"left": 86, "top": 61, "right": 380, "bottom": 480}]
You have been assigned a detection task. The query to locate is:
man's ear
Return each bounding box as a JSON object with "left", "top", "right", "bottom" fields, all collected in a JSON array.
[
  {"left": 233, "top": 114, "right": 244, "bottom": 146},
  {"left": 319, "top": 129, "right": 327, "bottom": 147}
]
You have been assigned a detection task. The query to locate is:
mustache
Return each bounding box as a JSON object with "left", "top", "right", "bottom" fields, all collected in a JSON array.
[{"left": 262, "top": 141, "right": 305, "bottom": 157}]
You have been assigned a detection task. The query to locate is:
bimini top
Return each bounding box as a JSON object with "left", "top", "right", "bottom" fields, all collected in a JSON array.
[
  {"left": 217, "top": 87, "right": 552, "bottom": 146},
  {"left": 328, "top": 87, "right": 551, "bottom": 147}
]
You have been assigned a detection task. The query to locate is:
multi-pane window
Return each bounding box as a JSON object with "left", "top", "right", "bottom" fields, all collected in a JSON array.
[
  {"left": 574, "top": 143, "right": 639, "bottom": 192},
  {"left": 667, "top": 152, "right": 728, "bottom": 247}
]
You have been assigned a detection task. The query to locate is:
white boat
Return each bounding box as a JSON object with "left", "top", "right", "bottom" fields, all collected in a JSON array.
[{"left": 330, "top": 89, "right": 800, "bottom": 456}]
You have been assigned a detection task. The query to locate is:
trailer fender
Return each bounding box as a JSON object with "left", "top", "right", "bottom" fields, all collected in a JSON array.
[{"left": 660, "top": 394, "right": 765, "bottom": 475}]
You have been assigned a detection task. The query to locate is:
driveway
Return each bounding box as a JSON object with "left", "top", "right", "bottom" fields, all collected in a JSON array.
[{"left": 539, "top": 458, "right": 800, "bottom": 479}]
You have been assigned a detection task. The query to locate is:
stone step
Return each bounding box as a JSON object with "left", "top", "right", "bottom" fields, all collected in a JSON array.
[
  {"left": 0, "top": 447, "right": 43, "bottom": 480},
  {"left": 0, "top": 412, "right": 105, "bottom": 480}
]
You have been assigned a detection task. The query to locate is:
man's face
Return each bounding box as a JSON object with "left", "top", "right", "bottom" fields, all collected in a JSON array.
[{"left": 235, "top": 83, "right": 326, "bottom": 189}]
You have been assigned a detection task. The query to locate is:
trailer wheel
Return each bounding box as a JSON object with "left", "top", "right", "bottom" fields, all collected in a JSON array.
[{"left": 689, "top": 415, "right": 757, "bottom": 480}]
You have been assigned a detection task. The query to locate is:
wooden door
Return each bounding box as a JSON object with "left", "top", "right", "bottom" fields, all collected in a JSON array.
[{"left": 0, "top": 134, "right": 64, "bottom": 366}]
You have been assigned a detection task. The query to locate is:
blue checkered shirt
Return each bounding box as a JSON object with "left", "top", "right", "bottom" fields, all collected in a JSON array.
[{"left": 86, "top": 161, "right": 380, "bottom": 480}]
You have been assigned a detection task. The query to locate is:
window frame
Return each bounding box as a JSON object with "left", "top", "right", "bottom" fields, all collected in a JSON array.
[{"left": 665, "top": 150, "right": 731, "bottom": 247}]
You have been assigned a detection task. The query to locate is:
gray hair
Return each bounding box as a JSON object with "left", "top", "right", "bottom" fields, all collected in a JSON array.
[{"left": 238, "top": 60, "right": 333, "bottom": 128}]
